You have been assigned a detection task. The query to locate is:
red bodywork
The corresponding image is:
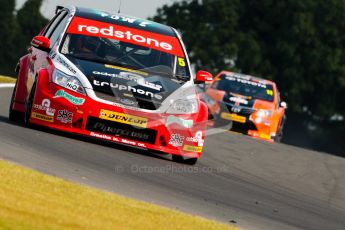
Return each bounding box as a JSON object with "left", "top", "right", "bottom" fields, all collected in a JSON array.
[
  {"left": 11, "top": 45, "right": 208, "bottom": 162},
  {"left": 10, "top": 8, "right": 211, "bottom": 163}
]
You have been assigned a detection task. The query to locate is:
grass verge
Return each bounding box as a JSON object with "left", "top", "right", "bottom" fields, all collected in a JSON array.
[
  {"left": 0, "top": 75, "right": 16, "bottom": 83},
  {"left": 0, "top": 160, "right": 239, "bottom": 230}
]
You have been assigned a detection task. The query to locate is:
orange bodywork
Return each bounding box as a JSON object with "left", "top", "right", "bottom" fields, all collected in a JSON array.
[{"left": 205, "top": 71, "right": 286, "bottom": 142}]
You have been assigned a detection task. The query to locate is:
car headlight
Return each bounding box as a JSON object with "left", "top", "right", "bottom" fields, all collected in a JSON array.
[
  {"left": 52, "top": 69, "right": 86, "bottom": 95},
  {"left": 167, "top": 99, "right": 198, "bottom": 114},
  {"left": 256, "top": 109, "right": 273, "bottom": 117}
]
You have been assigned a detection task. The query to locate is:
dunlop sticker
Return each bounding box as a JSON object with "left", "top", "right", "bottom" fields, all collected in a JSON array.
[
  {"left": 183, "top": 145, "right": 203, "bottom": 153},
  {"left": 99, "top": 109, "right": 148, "bottom": 128},
  {"left": 31, "top": 112, "right": 54, "bottom": 123}
]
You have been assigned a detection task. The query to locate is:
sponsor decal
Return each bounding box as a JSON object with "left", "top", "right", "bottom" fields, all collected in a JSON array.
[
  {"left": 121, "top": 138, "right": 136, "bottom": 146},
  {"left": 259, "top": 133, "right": 271, "bottom": 140},
  {"left": 104, "top": 64, "right": 148, "bottom": 75},
  {"left": 99, "top": 109, "right": 148, "bottom": 128},
  {"left": 92, "top": 71, "right": 162, "bottom": 91},
  {"left": 169, "top": 134, "right": 184, "bottom": 147},
  {"left": 178, "top": 57, "right": 186, "bottom": 67},
  {"left": 31, "top": 112, "right": 54, "bottom": 123},
  {"left": 93, "top": 122, "right": 150, "bottom": 140},
  {"left": 231, "top": 106, "right": 241, "bottom": 113},
  {"left": 183, "top": 145, "right": 203, "bottom": 153},
  {"left": 221, "top": 112, "right": 246, "bottom": 123},
  {"left": 93, "top": 80, "right": 163, "bottom": 100},
  {"left": 137, "top": 143, "right": 146, "bottom": 147},
  {"left": 120, "top": 98, "right": 137, "bottom": 106},
  {"left": 67, "top": 17, "right": 184, "bottom": 56},
  {"left": 87, "top": 117, "right": 157, "bottom": 144},
  {"left": 90, "top": 131, "right": 147, "bottom": 147},
  {"left": 99, "top": 12, "right": 151, "bottom": 27},
  {"left": 57, "top": 110, "right": 73, "bottom": 124},
  {"left": 122, "top": 73, "right": 162, "bottom": 91},
  {"left": 90, "top": 131, "right": 112, "bottom": 140},
  {"left": 56, "top": 56, "right": 77, "bottom": 74},
  {"left": 166, "top": 115, "right": 193, "bottom": 128},
  {"left": 186, "top": 131, "right": 204, "bottom": 147},
  {"left": 230, "top": 97, "right": 248, "bottom": 105},
  {"left": 31, "top": 38, "right": 44, "bottom": 47},
  {"left": 33, "top": 99, "right": 55, "bottom": 116},
  {"left": 65, "top": 82, "right": 80, "bottom": 92},
  {"left": 54, "top": 90, "right": 85, "bottom": 105},
  {"left": 266, "top": 89, "right": 273, "bottom": 96},
  {"left": 226, "top": 76, "right": 267, "bottom": 88}
]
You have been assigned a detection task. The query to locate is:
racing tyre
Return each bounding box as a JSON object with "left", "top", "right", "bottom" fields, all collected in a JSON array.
[
  {"left": 172, "top": 155, "right": 198, "bottom": 165},
  {"left": 9, "top": 81, "right": 24, "bottom": 122},
  {"left": 24, "top": 82, "right": 36, "bottom": 127},
  {"left": 274, "top": 129, "right": 283, "bottom": 142},
  {"left": 274, "top": 116, "right": 286, "bottom": 143}
]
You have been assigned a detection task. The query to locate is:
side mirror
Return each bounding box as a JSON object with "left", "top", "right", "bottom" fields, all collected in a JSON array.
[
  {"left": 280, "top": 101, "right": 287, "bottom": 109},
  {"left": 195, "top": 70, "right": 213, "bottom": 84},
  {"left": 31, "top": 36, "right": 51, "bottom": 52}
]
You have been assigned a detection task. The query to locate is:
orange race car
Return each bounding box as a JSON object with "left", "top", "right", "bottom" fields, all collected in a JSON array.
[{"left": 205, "top": 71, "right": 287, "bottom": 142}]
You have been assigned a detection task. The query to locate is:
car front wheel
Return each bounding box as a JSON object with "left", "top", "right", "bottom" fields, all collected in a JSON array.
[
  {"left": 9, "top": 81, "right": 24, "bottom": 122},
  {"left": 24, "top": 83, "right": 36, "bottom": 126}
]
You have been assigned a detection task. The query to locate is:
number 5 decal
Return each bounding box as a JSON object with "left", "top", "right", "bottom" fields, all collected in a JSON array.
[{"left": 178, "top": 57, "right": 185, "bottom": 67}]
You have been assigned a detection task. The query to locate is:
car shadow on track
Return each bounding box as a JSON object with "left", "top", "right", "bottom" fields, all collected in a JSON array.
[
  {"left": 2, "top": 114, "right": 172, "bottom": 164},
  {"left": 0, "top": 115, "right": 8, "bottom": 123}
]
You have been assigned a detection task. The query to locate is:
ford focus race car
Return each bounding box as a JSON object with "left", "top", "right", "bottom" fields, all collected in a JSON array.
[
  {"left": 205, "top": 71, "right": 287, "bottom": 142},
  {"left": 9, "top": 6, "right": 213, "bottom": 165}
]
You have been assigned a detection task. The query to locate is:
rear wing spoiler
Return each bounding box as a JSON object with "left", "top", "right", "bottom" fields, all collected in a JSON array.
[{"left": 55, "top": 5, "right": 64, "bottom": 14}]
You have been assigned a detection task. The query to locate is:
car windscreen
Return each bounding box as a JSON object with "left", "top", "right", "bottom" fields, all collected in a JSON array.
[
  {"left": 213, "top": 75, "right": 274, "bottom": 102},
  {"left": 60, "top": 17, "right": 190, "bottom": 82}
]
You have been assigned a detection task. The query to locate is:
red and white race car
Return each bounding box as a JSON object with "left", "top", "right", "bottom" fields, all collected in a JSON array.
[{"left": 9, "top": 6, "right": 213, "bottom": 165}]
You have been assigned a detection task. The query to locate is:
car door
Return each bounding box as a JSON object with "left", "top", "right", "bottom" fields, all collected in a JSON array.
[{"left": 26, "top": 10, "right": 69, "bottom": 94}]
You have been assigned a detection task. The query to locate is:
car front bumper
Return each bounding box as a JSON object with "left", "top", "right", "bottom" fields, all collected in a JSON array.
[{"left": 30, "top": 75, "right": 207, "bottom": 158}]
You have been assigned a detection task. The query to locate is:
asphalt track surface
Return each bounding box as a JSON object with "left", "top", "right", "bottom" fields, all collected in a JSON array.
[{"left": 1, "top": 86, "right": 345, "bottom": 230}]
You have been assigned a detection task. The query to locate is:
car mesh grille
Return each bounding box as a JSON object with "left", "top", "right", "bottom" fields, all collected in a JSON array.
[{"left": 224, "top": 103, "right": 256, "bottom": 116}]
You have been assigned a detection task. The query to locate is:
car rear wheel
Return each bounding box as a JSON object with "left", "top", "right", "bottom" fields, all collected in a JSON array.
[
  {"left": 24, "top": 83, "right": 36, "bottom": 127},
  {"left": 9, "top": 81, "right": 24, "bottom": 122},
  {"left": 172, "top": 155, "right": 198, "bottom": 165},
  {"left": 274, "top": 130, "right": 283, "bottom": 142}
]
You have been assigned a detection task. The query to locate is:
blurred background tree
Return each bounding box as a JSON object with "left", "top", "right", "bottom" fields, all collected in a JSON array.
[
  {"left": 153, "top": 0, "right": 240, "bottom": 73},
  {"left": 0, "top": 0, "right": 47, "bottom": 76},
  {"left": 15, "top": 0, "right": 48, "bottom": 58},
  {"left": 0, "top": 0, "right": 18, "bottom": 75}
]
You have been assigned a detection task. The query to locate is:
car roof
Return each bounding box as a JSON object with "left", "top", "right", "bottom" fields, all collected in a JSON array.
[
  {"left": 217, "top": 71, "right": 275, "bottom": 86},
  {"left": 73, "top": 7, "right": 176, "bottom": 37}
]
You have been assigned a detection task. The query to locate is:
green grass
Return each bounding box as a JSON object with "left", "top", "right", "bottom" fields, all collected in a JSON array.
[
  {"left": 0, "top": 160, "right": 239, "bottom": 230},
  {"left": 0, "top": 75, "right": 16, "bottom": 83}
]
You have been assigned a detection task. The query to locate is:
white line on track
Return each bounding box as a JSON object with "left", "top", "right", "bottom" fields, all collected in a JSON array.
[{"left": 0, "top": 83, "right": 15, "bottom": 88}]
